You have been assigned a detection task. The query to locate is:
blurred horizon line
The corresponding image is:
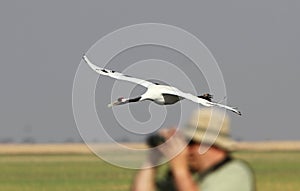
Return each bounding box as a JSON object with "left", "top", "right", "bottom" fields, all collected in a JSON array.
[{"left": 1, "top": 141, "right": 300, "bottom": 154}]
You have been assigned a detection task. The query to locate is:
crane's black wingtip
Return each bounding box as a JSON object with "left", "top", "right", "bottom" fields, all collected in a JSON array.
[
  {"left": 232, "top": 107, "right": 242, "bottom": 116},
  {"left": 235, "top": 109, "right": 242, "bottom": 116}
]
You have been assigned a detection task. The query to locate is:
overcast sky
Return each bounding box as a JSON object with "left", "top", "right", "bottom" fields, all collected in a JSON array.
[{"left": 0, "top": 1, "right": 299, "bottom": 143}]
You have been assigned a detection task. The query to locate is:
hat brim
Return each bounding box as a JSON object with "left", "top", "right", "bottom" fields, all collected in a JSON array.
[{"left": 184, "top": 128, "right": 236, "bottom": 151}]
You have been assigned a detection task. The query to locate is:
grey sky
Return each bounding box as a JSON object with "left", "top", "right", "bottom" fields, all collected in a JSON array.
[{"left": 0, "top": 1, "right": 299, "bottom": 143}]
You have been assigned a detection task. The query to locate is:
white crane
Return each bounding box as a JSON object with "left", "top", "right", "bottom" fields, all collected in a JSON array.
[{"left": 82, "top": 55, "right": 241, "bottom": 115}]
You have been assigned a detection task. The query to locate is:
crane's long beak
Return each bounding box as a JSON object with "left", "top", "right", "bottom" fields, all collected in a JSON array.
[{"left": 107, "top": 100, "right": 121, "bottom": 108}]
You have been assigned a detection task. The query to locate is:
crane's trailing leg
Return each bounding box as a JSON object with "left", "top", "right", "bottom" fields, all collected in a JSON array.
[{"left": 211, "top": 102, "right": 241, "bottom": 115}]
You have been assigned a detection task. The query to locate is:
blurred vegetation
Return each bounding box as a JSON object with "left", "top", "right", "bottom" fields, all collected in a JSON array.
[{"left": 0, "top": 152, "right": 299, "bottom": 191}]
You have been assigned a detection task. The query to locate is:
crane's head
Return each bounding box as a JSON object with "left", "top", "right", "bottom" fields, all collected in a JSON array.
[
  {"left": 108, "top": 97, "right": 128, "bottom": 107},
  {"left": 117, "top": 97, "right": 127, "bottom": 102}
]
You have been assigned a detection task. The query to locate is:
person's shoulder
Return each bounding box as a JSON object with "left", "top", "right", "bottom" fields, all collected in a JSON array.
[
  {"left": 227, "top": 158, "right": 254, "bottom": 174},
  {"left": 220, "top": 158, "right": 254, "bottom": 178},
  {"left": 221, "top": 158, "right": 255, "bottom": 189},
  {"left": 228, "top": 158, "right": 252, "bottom": 168},
  {"left": 201, "top": 159, "right": 256, "bottom": 191}
]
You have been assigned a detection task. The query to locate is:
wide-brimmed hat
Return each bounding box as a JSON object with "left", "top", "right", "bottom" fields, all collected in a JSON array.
[{"left": 183, "top": 108, "right": 236, "bottom": 151}]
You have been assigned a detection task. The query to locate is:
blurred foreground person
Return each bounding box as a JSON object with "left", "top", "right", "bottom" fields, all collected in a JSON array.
[{"left": 131, "top": 108, "right": 255, "bottom": 191}]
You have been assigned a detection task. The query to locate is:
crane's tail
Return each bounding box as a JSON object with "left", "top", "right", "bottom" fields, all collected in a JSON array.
[{"left": 210, "top": 102, "right": 242, "bottom": 115}]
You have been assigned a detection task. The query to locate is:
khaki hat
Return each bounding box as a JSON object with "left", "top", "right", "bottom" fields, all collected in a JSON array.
[{"left": 183, "top": 108, "right": 236, "bottom": 151}]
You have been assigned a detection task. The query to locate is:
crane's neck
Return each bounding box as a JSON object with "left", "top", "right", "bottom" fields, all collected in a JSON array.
[{"left": 128, "top": 96, "right": 142, "bottom": 103}]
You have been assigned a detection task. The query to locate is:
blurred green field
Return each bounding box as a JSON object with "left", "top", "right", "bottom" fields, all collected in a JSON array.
[{"left": 0, "top": 152, "right": 299, "bottom": 191}]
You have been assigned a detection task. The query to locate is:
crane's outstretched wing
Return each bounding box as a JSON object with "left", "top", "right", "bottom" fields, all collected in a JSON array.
[
  {"left": 162, "top": 87, "right": 241, "bottom": 115},
  {"left": 83, "top": 55, "right": 155, "bottom": 88}
]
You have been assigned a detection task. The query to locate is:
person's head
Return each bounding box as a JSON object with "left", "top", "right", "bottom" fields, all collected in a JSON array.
[{"left": 183, "top": 108, "right": 236, "bottom": 171}]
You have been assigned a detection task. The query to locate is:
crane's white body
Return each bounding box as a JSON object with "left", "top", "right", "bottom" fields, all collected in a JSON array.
[
  {"left": 141, "top": 85, "right": 168, "bottom": 104},
  {"left": 83, "top": 55, "right": 241, "bottom": 115}
]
